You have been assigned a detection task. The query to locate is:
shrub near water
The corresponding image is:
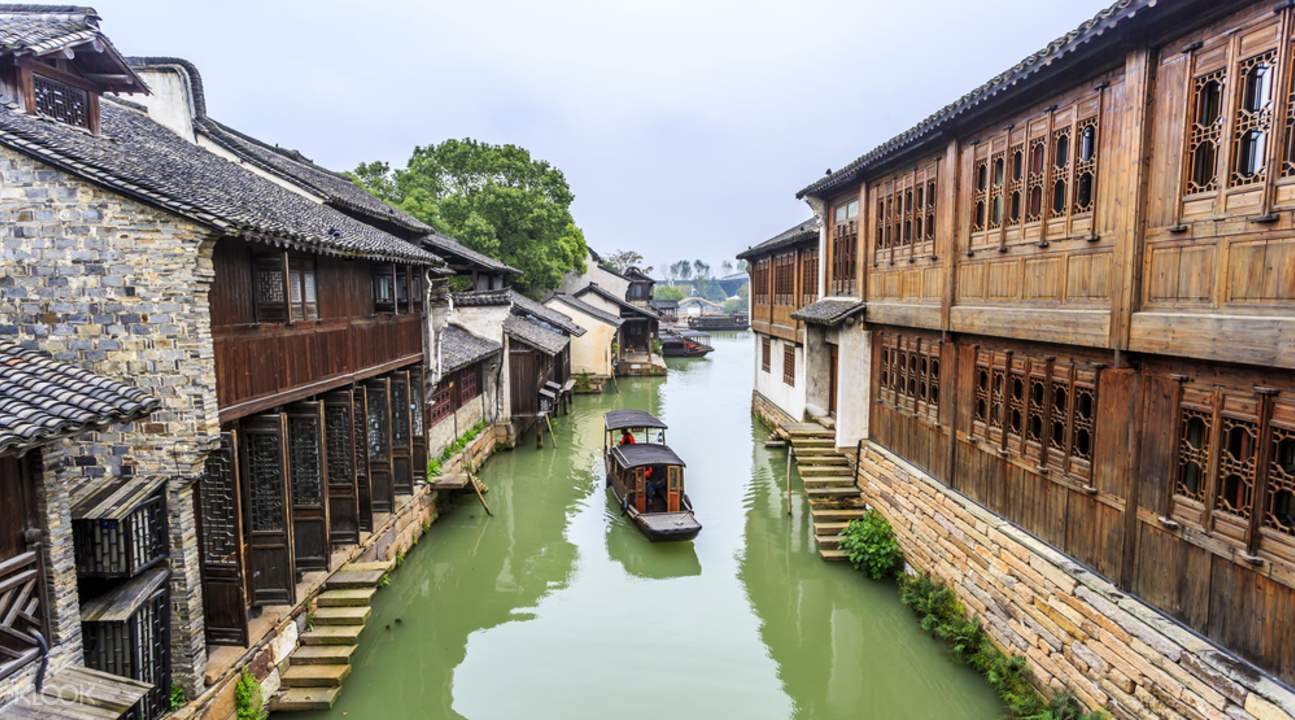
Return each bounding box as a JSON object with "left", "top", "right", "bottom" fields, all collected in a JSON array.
[{"left": 839, "top": 510, "right": 903, "bottom": 580}]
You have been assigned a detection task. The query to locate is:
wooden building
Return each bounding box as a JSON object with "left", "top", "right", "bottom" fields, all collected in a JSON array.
[{"left": 763, "top": 0, "right": 1295, "bottom": 713}]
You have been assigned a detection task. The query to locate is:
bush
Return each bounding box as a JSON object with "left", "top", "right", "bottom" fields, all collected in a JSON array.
[
  {"left": 896, "top": 573, "right": 1104, "bottom": 719},
  {"left": 169, "top": 683, "right": 188, "bottom": 711},
  {"left": 839, "top": 510, "right": 903, "bottom": 580},
  {"left": 234, "top": 667, "right": 267, "bottom": 720}
]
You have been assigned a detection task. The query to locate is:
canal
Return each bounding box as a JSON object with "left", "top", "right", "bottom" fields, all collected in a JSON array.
[{"left": 288, "top": 333, "right": 1002, "bottom": 719}]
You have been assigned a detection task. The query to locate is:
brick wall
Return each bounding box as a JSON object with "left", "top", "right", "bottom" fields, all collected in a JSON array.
[
  {"left": 0, "top": 147, "right": 221, "bottom": 693},
  {"left": 856, "top": 442, "right": 1295, "bottom": 720}
]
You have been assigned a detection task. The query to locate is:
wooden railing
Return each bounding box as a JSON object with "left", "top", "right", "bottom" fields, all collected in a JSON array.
[
  {"left": 215, "top": 314, "right": 424, "bottom": 422},
  {"left": 0, "top": 547, "right": 47, "bottom": 682}
]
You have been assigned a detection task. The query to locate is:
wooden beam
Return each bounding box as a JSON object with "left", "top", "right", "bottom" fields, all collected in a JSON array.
[{"left": 218, "top": 353, "right": 423, "bottom": 424}]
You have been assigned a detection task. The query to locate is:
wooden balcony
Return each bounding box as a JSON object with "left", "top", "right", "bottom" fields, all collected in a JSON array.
[{"left": 215, "top": 314, "right": 423, "bottom": 422}]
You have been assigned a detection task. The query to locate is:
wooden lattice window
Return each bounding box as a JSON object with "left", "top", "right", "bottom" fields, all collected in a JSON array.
[
  {"left": 1008, "top": 145, "right": 1024, "bottom": 223},
  {"left": 972, "top": 160, "right": 988, "bottom": 232},
  {"left": 829, "top": 199, "right": 858, "bottom": 295},
  {"left": 988, "top": 152, "right": 1005, "bottom": 230},
  {"left": 1026, "top": 137, "right": 1047, "bottom": 222},
  {"left": 752, "top": 259, "right": 771, "bottom": 304},
  {"left": 288, "top": 256, "right": 318, "bottom": 322},
  {"left": 973, "top": 362, "right": 990, "bottom": 426},
  {"left": 429, "top": 378, "right": 453, "bottom": 425},
  {"left": 1186, "top": 68, "right": 1226, "bottom": 194},
  {"left": 391, "top": 374, "right": 410, "bottom": 446},
  {"left": 31, "top": 72, "right": 91, "bottom": 129},
  {"left": 761, "top": 336, "right": 771, "bottom": 372},
  {"left": 875, "top": 333, "right": 939, "bottom": 421},
  {"left": 1175, "top": 402, "right": 1212, "bottom": 503},
  {"left": 1265, "top": 422, "right": 1295, "bottom": 537},
  {"left": 1073, "top": 118, "right": 1098, "bottom": 214},
  {"left": 1230, "top": 49, "right": 1277, "bottom": 187},
  {"left": 875, "top": 195, "right": 887, "bottom": 254},
  {"left": 247, "top": 430, "right": 286, "bottom": 533},
  {"left": 1216, "top": 415, "right": 1259, "bottom": 518},
  {"left": 253, "top": 254, "right": 288, "bottom": 323},
  {"left": 783, "top": 345, "right": 795, "bottom": 387},
  {"left": 1049, "top": 127, "right": 1072, "bottom": 216},
  {"left": 288, "top": 412, "right": 324, "bottom": 509},
  {"left": 1283, "top": 50, "right": 1295, "bottom": 177},
  {"left": 773, "top": 252, "right": 795, "bottom": 305},
  {"left": 373, "top": 263, "right": 397, "bottom": 313},
  {"left": 800, "top": 249, "right": 818, "bottom": 306},
  {"left": 458, "top": 364, "right": 482, "bottom": 404}
]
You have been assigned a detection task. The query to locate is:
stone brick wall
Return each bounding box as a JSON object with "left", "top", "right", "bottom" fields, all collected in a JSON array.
[
  {"left": 752, "top": 389, "right": 797, "bottom": 432},
  {"left": 0, "top": 147, "right": 221, "bottom": 693},
  {"left": 856, "top": 442, "right": 1295, "bottom": 720}
]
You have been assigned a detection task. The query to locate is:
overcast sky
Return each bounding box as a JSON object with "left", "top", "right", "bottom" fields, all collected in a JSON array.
[{"left": 93, "top": 0, "right": 1111, "bottom": 276}]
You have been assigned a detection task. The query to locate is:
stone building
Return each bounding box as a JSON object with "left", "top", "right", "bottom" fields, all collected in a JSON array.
[{"left": 755, "top": 0, "right": 1295, "bottom": 717}]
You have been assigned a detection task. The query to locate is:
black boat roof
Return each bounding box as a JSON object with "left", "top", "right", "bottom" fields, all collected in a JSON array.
[
  {"left": 610, "top": 443, "right": 686, "bottom": 469},
  {"left": 604, "top": 409, "right": 667, "bottom": 430}
]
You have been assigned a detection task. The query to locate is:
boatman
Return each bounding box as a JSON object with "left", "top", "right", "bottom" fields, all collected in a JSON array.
[{"left": 620, "top": 429, "right": 636, "bottom": 446}]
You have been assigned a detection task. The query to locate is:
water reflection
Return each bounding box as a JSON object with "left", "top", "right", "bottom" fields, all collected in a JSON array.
[{"left": 288, "top": 334, "right": 1000, "bottom": 720}]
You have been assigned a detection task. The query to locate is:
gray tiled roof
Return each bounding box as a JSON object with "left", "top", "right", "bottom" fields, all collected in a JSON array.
[
  {"left": 0, "top": 6, "right": 146, "bottom": 92},
  {"left": 0, "top": 99, "right": 443, "bottom": 265},
  {"left": 737, "top": 217, "right": 818, "bottom": 261},
  {"left": 799, "top": 0, "right": 1150, "bottom": 198},
  {"left": 441, "top": 324, "right": 500, "bottom": 374},
  {"left": 545, "top": 294, "right": 623, "bottom": 328},
  {"left": 575, "top": 283, "right": 660, "bottom": 320},
  {"left": 510, "top": 291, "right": 584, "bottom": 336},
  {"left": 791, "top": 299, "right": 866, "bottom": 326},
  {"left": 0, "top": 341, "right": 159, "bottom": 455},
  {"left": 424, "top": 233, "right": 521, "bottom": 276},
  {"left": 504, "top": 316, "right": 569, "bottom": 356},
  {"left": 453, "top": 287, "right": 511, "bottom": 307},
  {"left": 196, "top": 116, "right": 433, "bottom": 236}
]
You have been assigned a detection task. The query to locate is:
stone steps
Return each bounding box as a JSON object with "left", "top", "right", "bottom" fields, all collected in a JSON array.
[
  {"left": 819, "top": 549, "right": 848, "bottom": 561},
  {"left": 300, "top": 624, "right": 364, "bottom": 646},
  {"left": 270, "top": 688, "right": 341, "bottom": 712},
  {"left": 317, "top": 588, "right": 376, "bottom": 607},
  {"left": 313, "top": 605, "right": 370, "bottom": 626},
  {"left": 814, "top": 521, "right": 851, "bottom": 534},
  {"left": 805, "top": 487, "right": 862, "bottom": 498},
  {"left": 289, "top": 645, "right": 356, "bottom": 665},
  {"left": 800, "top": 464, "right": 855, "bottom": 476},
  {"left": 790, "top": 437, "right": 834, "bottom": 447},
  {"left": 797, "top": 455, "right": 849, "bottom": 467},
  {"left": 324, "top": 569, "right": 385, "bottom": 590},
  {"left": 801, "top": 475, "right": 855, "bottom": 485},
  {"left": 816, "top": 534, "right": 843, "bottom": 549},
  {"left": 811, "top": 508, "right": 866, "bottom": 521},
  {"left": 281, "top": 663, "right": 351, "bottom": 688}
]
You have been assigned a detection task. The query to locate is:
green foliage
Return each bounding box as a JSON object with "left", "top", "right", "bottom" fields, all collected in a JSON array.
[
  {"left": 653, "top": 284, "right": 685, "bottom": 301},
  {"left": 349, "top": 139, "right": 587, "bottom": 294},
  {"left": 426, "top": 458, "right": 441, "bottom": 479},
  {"left": 168, "top": 683, "right": 188, "bottom": 711},
  {"left": 651, "top": 338, "right": 663, "bottom": 356},
  {"left": 722, "top": 296, "right": 746, "bottom": 315},
  {"left": 573, "top": 372, "right": 594, "bottom": 392},
  {"left": 233, "top": 667, "right": 267, "bottom": 720},
  {"left": 896, "top": 573, "right": 1105, "bottom": 719},
  {"left": 603, "top": 250, "right": 644, "bottom": 274},
  {"left": 839, "top": 510, "right": 903, "bottom": 580}
]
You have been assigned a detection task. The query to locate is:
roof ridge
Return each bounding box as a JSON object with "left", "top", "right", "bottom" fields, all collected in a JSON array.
[{"left": 798, "top": 0, "right": 1150, "bottom": 198}]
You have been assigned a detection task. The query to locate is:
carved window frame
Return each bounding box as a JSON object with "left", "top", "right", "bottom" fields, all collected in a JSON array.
[
  {"left": 829, "top": 198, "right": 859, "bottom": 295},
  {"left": 782, "top": 345, "right": 796, "bottom": 387},
  {"left": 874, "top": 332, "right": 940, "bottom": 424},
  {"left": 800, "top": 248, "right": 818, "bottom": 306}
]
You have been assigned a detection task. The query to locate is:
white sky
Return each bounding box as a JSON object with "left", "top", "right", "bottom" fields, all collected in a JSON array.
[{"left": 93, "top": 0, "right": 1112, "bottom": 275}]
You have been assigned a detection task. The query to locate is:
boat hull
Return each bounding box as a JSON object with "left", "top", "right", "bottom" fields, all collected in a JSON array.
[{"left": 608, "top": 485, "right": 702, "bottom": 542}]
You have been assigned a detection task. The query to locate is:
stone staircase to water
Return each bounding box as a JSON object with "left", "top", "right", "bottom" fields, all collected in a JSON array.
[
  {"left": 269, "top": 559, "right": 392, "bottom": 712},
  {"left": 784, "top": 424, "right": 864, "bottom": 561}
]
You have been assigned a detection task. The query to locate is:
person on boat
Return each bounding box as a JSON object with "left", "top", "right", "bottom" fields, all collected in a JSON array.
[{"left": 620, "top": 429, "right": 636, "bottom": 446}]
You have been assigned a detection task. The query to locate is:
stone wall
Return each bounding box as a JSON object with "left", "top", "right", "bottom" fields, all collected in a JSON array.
[
  {"left": 855, "top": 442, "right": 1295, "bottom": 720},
  {"left": 428, "top": 391, "right": 488, "bottom": 462},
  {"left": 752, "top": 389, "right": 797, "bottom": 432},
  {"left": 0, "top": 146, "right": 221, "bottom": 693}
]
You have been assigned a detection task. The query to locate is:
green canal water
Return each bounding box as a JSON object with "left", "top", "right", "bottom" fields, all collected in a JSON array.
[{"left": 288, "top": 333, "right": 1002, "bottom": 719}]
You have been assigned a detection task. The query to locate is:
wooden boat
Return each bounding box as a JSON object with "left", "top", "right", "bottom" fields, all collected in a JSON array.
[
  {"left": 687, "top": 313, "right": 748, "bottom": 331},
  {"left": 659, "top": 329, "right": 714, "bottom": 357},
  {"left": 603, "top": 410, "right": 702, "bottom": 542}
]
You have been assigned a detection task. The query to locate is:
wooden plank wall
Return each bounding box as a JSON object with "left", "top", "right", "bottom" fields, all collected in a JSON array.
[{"left": 211, "top": 239, "right": 424, "bottom": 421}]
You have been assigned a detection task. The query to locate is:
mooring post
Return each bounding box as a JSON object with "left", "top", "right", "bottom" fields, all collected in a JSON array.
[{"left": 786, "top": 446, "right": 793, "bottom": 516}]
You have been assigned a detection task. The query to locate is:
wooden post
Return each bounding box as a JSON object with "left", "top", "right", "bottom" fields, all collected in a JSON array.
[
  {"left": 545, "top": 413, "right": 559, "bottom": 448},
  {"left": 471, "top": 475, "right": 494, "bottom": 517},
  {"left": 786, "top": 446, "right": 794, "bottom": 516}
]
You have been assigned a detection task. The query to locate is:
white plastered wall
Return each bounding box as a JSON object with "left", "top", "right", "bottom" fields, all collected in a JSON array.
[
  {"left": 753, "top": 332, "right": 806, "bottom": 422},
  {"left": 834, "top": 322, "right": 871, "bottom": 449}
]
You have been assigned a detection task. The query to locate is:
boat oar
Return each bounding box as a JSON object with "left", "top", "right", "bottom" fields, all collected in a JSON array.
[
  {"left": 786, "top": 446, "right": 794, "bottom": 516},
  {"left": 545, "top": 413, "right": 559, "bottom": 448},
  {"left": 471, "top": 473, "right": 494, "bottom": 517}
]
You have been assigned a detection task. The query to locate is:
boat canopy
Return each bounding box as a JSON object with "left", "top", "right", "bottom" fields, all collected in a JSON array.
[
  {"left": 610, "top": 443, "right": 686, "bottom": 469},
  {"left": 604, "top": 409, "right": 668, "bottom": 431}
]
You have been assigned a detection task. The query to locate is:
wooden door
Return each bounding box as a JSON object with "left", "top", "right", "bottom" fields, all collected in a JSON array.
[
  {"left": 239, "top": 414, "right": 296, "bottom": 607},
  {"left": 0, "top": 454, "right": 46, "bottom": 679},
  {"left": 829, "top": 345, "right": 839, "bottom": 415},
  {"left": 510, "top": 348, "right": 538, "bottom": 418},
  {"left": 352, "top": 388, "right": 373, "bottom": 532},
  {"left": 324, "top": 390, "right": 361, "bottom": 547},
  {"left": 667, "top": 466, "right": 682, "bottom": 512},
  {"left": 288, "top": 402, "right": 330, "bottom": 573},
  {"left": 196, "top": 432, "right": 249, "bottom": 646},
  {"left": 410, "top": 366, "right": 428, "bottom": 486},
  {"left": 365, "top": 379, "right": 394, "bottom": 514},
  {"left": 634, "top": 468, "right": 647, "bottom": 513},
  {"left": 390, "top": 371, "right": 414, "bottom": 496}
]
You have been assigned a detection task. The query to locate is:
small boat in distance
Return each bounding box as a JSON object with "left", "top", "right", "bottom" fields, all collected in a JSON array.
[
  {"left": 603, "top": 409, "right": 702, "bottom": 542},
  {"left": 660, "top": 329, "right": 714, "bottom": 358}
]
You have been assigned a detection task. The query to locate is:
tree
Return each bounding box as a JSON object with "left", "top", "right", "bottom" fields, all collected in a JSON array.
[
  {"left": 672, "top": 260, "right": 693, "bottom": 282},
  {"left": 653, "top": 285, "right": 685, "bottom": 301},
  {"left": 692, "top": 259, "right": 711, "bottom": 279},
  {"left": 349, "top": 138, "right": 587, "bottom": 295},
  {"left": 735, "top": 259, "right": 748, "bottom": 272},
  {"left": 604, "top": 249, "right": 644, "bottom": 274},
  {"left": 720, "top": 259, "right": 734, "bottom": 276}
]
